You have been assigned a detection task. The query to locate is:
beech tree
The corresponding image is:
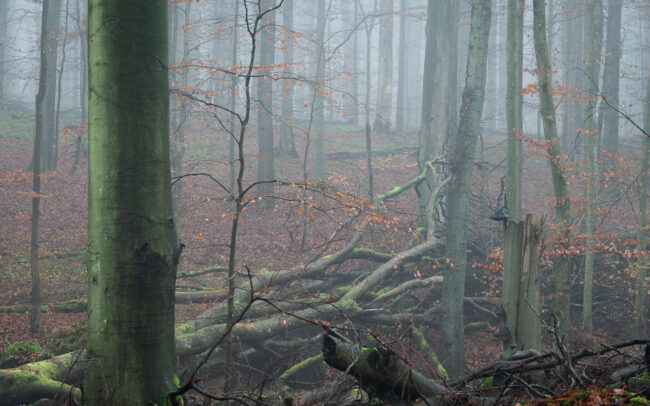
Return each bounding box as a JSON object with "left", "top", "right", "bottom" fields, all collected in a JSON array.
[
  {"left": 373, "top": 0, "right": 393, "bottom": 133},
  {"left": 416, "top": 0, "right": 455, "bottom": 230},
  {"left": 257, "top": 0, "right": 276, "bottom": 202},
  {"left": 0, "top": 0, "right": 7, "bottom": 98},
  {"left": 505, "top": 0, "right": 523, "bottom": 222},
  {"left": 29, "top": 0, "right": 52, "bottom": 336},
  {"left": 633, "top": 78, "right": 649, "bottom": 336},
  {"left": 581, "top": 0, "right": 603, "bottom": 335},
  {"left": 443, "top": 0, "right": 491, "bottom": 377},
  {"left": 39, "top": 0, "right": 62, "bottom": 171},
  {"left": 312, "top": 0, "right": 326, "bottom": 180},
  {"left": 599, "top": 0, "right": 623, "bottom": 173},
  {"left": 86, "top": 0, "right": 179, "bottom": 403},
  {"left": 532, "top": 0, "right": 573, "bottom": 345}
]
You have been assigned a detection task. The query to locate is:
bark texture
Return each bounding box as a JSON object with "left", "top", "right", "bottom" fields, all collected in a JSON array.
[
  {"left": 502, "top": 215, "right": 543, "bottom": 354},
  {"left": 505, "top": 0, "right": 523, "bottom": 221},
  {"left": 257, "top": 0, "right": 276, "bottom": 200},
  {"left": 633, "top": 78, "right": 649, "bottom": 336},
  {"left": 373, "top": 0, "right": 393, "bottom": 133},
  {"left": 582, "top": 0, "right": 603, "bottom": 334},
  {"left": 86, "top": 0, "right": 178, "bottom": 403},
  {"left": 443, "top": 0, "right": 491, "bottom": 377},
  {"left": 532, "top": 0, "right": 573, "bottom": 345}
]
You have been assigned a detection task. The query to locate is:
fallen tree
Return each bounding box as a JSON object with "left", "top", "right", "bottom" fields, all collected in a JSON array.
[
  {"left": 322, "top": 327, "right": 449, "bottom": 401},
  {"left": 0, "top": 162, "right": 454, "bottom": 405}
]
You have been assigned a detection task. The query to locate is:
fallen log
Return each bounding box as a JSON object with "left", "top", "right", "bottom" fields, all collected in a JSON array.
[
  {"left": 322, "top": 327, "right": 449, "bottom": 401},
  {"left": 177, "top": 266, "right": 227, "bottom": 279},
  {"left": 0, "top": 351, "right": 85, "bottom": 406}
]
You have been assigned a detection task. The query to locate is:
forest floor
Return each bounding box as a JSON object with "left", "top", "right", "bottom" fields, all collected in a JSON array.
[{"left": 0, "top": 105, "right": 647, "bottom": 403}]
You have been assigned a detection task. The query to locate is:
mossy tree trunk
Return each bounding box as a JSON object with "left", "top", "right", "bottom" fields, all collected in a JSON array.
[
  {"left": 532, "top": 0, "right": 573, "bottom": 345},
  {"left": 443, "top": 0, "right": 491, "bottom": 377},
  {"left": 86, "top": 0, "right": 178, "bottom": 404}
]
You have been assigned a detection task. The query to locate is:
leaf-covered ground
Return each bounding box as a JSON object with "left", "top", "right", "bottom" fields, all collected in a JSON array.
[{"left": 0, "top": 105, "right": 647, "bottom": 402}]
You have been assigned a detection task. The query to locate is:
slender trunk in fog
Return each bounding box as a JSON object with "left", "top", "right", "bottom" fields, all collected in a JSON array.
[
  {"left": 416, "top": 0, "right": 452, "bottom": 231},
  {"left": 395, "top": 0, "right": 407, "bottom": 131},
  {"left": 313, "top": 0, "right": 326, "bottom": 180},
  {"left": 42, "top": 0, "right": 62, "bottom": 171},
  {"left": 443, "top": 0, "right": 491, "bottom": 378},
  {"left": 257, "top": 0, "right": 276, "bottom": 202},
  {"left": 533, "top": 0, "right": 572, "bottom": 347},
  {"left": 229, "top": 2, "right": 239, "bottom": 193},
  {"left": 505, "top": 0, "right": 522, "bottom": 222},
  {"left": 373, "top": 0, "right": 393, "bottom": 133},
  {"left": 599, "top": 0, "right": 622, "bottom": 183},
  {"left": 582, "top": 0, "right": 603, "bottom": 335},
  {"left": 30, "top": 0, "right": 51, "bottom": 336},
  {"left": 54, "top": 0, "right": 69, "bottom": 172},
  {"left": 70, "top": 0, "right": 87, "bottom": 176},
  {"left": 633, "top": 78, "right": 649, "bottom": 337},
  {"left": 280, "top": 0, "right": 296, "bottom": 157},
  {"left": 172, "top": 1, "right": 191, "bottom": 232},
  {"left": 0, "top": 0, "right": 8, "bottom": 98}
]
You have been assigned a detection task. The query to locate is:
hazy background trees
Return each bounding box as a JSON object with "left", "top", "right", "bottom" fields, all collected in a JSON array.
[{"left": 0, "top": 0, "right": 648, "bottom": 403}]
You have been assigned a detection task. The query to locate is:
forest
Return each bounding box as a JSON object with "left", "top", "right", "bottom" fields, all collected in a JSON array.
[{"left": 0, "top": 0, "right": 648, "bottom": 404}]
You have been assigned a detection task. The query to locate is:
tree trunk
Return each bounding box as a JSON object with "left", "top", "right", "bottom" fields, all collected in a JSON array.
[
  {"left": 229, "top": 2, "right": 239, "bottom": 193},
  {"left": 502, "top": 214, "right": 543, "bottom": 355},
  {"left": 599, "top": 0, "right": 622, "bottom": 180},
  {"left": 280, "top": 0, "right": 297, "bottom": 158},
  {"left": 0, "top": 0, "right": 7, "bottom": 98},
  {"left": 484, "top": 3, "right": 498, "bottom": 133},
  {"left": 373, "top": 0, "right": 393, "bottom": 134},
  {"left": 171, "top": 1, "right": 191, "bottom": 230},
  {"left": 560, "top": 2, "right": 577, "bottom": 157},
  {"left": 582, "top": 0, "right": 603, "bottom": 335},
  {"left": 257, "top": 0, "right": 276, "bottom": 199},
  {"left": 41, "top": 0, "right": 62, "bottom": 172},
  {"left": 633, "top": 78, "right": 649, "bottom": 337},
  {"left": 443, "top": 0, "right": 491, "bottom": 377},
  {"left": 505, "top": 0, "right": 523, "bottom": 222},
  {"left": 347, "top": 1, "right": 359, "bottom": 126},
  {"left": 86, "top": 0, "right": 178, "bottom": 403},
  {"left": 312, "top": 0, "right": 326, "bottom": 180},
  {"left": 69, "top": 0, "right": 87, "bottom": 176},
  {"left": 53, "top": 0, "right": 69, "bottom": 173},
  {"left": 395, "top": 0, "right": 407, "bottom": 131},
  {"left": 532, "top": 0, "right": 573, "bottom": 346},
  {"left": 416, "top": 0, "right": 442, "bottom": 229},
  {"left": 29, "top": 0, "right": 52, "bottom": 336}
]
